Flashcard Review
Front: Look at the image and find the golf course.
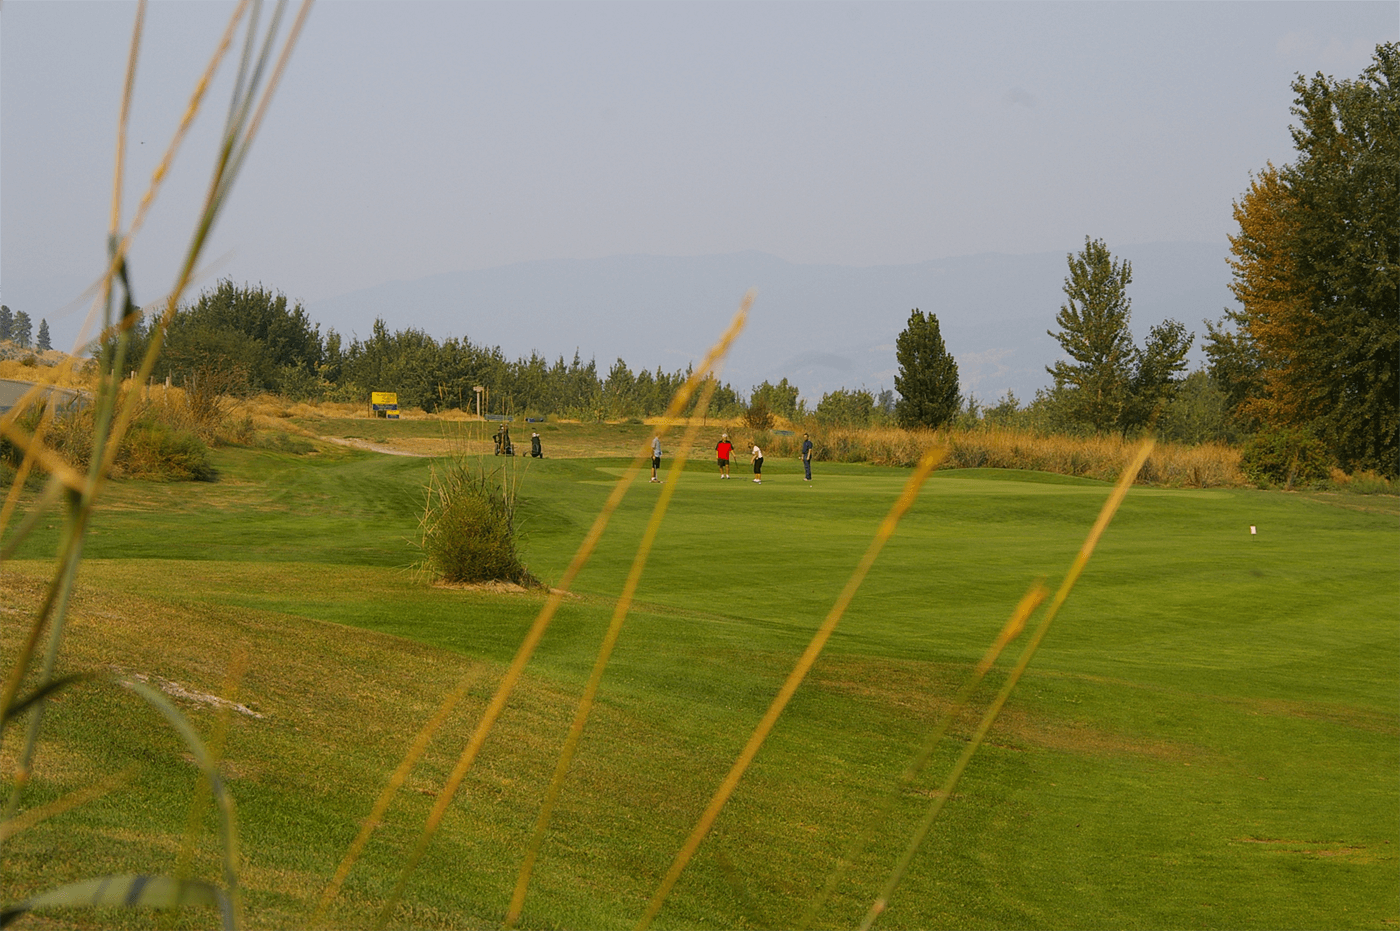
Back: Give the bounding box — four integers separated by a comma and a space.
2, 422, 1396, 929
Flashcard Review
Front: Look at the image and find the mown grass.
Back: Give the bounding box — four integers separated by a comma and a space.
2, 443, 1395, 928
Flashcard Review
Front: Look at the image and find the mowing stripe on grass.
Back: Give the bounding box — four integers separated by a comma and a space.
506, 370, 725, 927
860, 440, 1153, 930
799, 580, 1048, 929
636, 444, 948, 931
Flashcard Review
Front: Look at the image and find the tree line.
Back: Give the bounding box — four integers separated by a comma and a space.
0, 305, 53, 352
106, 45, 1393, 478
119, 280, 745, 420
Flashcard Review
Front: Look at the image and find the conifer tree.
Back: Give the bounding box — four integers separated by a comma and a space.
12, 310, 32, 348
1046, 237, 1136, 432
36, 319, 52, 352
894, 308, 960, 428
1047, 237, 1192, 434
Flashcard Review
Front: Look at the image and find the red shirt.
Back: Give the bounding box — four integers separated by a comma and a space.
717, 440, 733, 459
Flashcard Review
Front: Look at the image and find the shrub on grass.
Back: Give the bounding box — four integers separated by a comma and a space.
3, 394, 218, 482
1240, 426, 1332, 489
121, 417, 218, 481
744, 396, 774, 429
1329, 468, 1396, 495
419, 458, 535, 585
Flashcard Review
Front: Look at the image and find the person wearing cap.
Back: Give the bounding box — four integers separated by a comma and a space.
801, 432, 814, 482
716, 433, 733, 479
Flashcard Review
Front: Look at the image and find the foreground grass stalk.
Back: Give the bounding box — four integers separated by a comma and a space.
1, 495, 90, 838
367, 296, 751, 929
859, 440, 1154, 930
172, 650, 249, 896
798, 581, 1047, 929
635, 445, 949, 931
0, 766, 138, 845
123, 679, 244, 930
505, 373, 724, 928
2, 4, 308, 925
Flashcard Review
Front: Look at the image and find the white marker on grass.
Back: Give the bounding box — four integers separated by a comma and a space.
1250, 525, 1257, 535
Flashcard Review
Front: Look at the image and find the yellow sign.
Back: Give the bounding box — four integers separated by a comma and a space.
370, 391, 400, 419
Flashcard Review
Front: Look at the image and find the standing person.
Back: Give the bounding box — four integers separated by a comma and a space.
751, 441, 764, 484
716, 433, 733, 479
530, 432, 543, 458
651, 435, 662, 483
801, 432, 814, 483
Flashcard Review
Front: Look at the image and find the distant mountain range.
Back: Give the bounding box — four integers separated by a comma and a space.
308, 243, 1233, 407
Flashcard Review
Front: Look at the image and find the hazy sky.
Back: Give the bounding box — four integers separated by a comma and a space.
3, 1, 1395, 352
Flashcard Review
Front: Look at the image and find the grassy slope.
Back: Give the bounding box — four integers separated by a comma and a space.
2, 442, 1396, 929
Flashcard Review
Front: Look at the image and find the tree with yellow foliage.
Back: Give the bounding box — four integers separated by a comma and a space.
1208, 43, 1398, 476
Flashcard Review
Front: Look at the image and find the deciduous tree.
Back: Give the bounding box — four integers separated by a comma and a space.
1221, 44, 1398, 474
815, 387, 877, 426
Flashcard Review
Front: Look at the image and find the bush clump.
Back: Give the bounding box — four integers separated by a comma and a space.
2, 393, 218, 483
419, 459, 534, 585
1240, 426, 1332, 489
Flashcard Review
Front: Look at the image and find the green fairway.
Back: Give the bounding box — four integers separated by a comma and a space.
3, 442, 1396, 929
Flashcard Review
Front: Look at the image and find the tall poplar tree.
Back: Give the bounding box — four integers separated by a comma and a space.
1215, 43, 1398, 474
894, 308, 960, 428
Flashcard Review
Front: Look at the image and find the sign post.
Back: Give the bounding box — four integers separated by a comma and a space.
371, 392, 399, 420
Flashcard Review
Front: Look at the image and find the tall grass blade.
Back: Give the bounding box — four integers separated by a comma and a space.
367, 293, 751, 929
1, 875, 229, 930
858, 440, 1154, 930
173, 651, 247, 896
505, 368, 726, 928
798, 581, 1047, 929
120, 678, 242, 930
109, 0, 145, 239
635, 444, 949, 931
0, 674, 94, 730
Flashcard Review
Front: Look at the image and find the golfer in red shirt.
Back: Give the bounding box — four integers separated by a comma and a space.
716, 434, 733, 479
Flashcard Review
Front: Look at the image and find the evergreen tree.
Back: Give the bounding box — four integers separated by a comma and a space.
1047, 237, 1192, 433
894, 308, 960, 428
12, 310, 32, 349
1128, 319, 1195, 431
36, 319, 52, 352
0, 305, 11, 342
1046, 237, 1136, 432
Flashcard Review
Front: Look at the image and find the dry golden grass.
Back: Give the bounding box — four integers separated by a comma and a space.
764, 423, 1244, 487
0, 353, 93, 389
